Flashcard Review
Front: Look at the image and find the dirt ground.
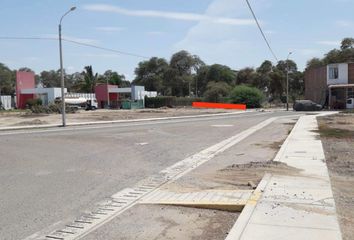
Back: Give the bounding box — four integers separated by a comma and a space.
0, 108, 233, 127
318, 113, 354, 240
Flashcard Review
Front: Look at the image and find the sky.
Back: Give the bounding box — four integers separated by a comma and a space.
0, 0, 353, 80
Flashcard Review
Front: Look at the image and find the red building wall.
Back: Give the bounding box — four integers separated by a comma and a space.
16, 71, 35, 109
304, 66, 327, 104
95, 84, 119, 108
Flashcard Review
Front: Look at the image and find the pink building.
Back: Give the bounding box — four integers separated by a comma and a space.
95, 84, 119, 108
16, 71, 35, 109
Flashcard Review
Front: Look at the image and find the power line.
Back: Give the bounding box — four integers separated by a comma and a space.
0, 36, 149, 59
245, 0, 279, 62
62, 39, 149, 59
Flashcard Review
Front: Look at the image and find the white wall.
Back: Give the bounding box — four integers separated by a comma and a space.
327, 63, 348, 85
0, 96, 12, 110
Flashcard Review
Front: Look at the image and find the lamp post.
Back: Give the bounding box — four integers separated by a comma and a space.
286, 52, 292, 111
59, 6, 76, 127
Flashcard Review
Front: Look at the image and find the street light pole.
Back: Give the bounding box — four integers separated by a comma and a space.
59, 7, 76, 127
286, 52, 292, 111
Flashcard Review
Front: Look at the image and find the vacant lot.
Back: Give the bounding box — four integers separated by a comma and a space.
318, 113, 354, 240
0, 108, 234, 127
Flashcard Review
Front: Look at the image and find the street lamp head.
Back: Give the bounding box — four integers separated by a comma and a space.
70, 6, 76, 11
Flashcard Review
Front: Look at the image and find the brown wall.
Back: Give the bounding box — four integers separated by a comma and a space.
348, 63, 354, 84
304, 66, 327, 104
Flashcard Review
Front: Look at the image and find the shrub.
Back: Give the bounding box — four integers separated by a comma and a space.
203, 81, 232, 103
145, 96, 203, 108
229, 85, 265, 108
145, 96, 175, 108
29, 103, 78, 114
26, 98, 42, 108
173, 97, 202, 107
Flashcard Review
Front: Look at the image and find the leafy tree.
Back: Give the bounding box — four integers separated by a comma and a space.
236, 67, 255, 85
257, 60, 273, 74
229, 85, 264, 108
203, 81, 231, 102
39, 70, 61, 88
0, 63, 15, 95
99, 70, 126, 86
195, 65, 210, 97
306, 58, 324, 69
195, 64, 236, 96
341, 37, 354, 50
82, 66, 98, 93
133, 57, 168, 93
168, 50, 205, 96
206, 64, 235, 84
268, 70, 285, 98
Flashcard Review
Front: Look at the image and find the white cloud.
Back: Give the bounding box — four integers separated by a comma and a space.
95, 26, 125, 32
84, 4, 255, 26
174, 0, 258, 66
42, 34, 98, 44
295, 49, 319, 56
316, 40, 340, 46
336, 20, 354, 27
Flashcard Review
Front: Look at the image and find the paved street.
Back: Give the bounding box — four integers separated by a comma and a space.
0, 111, 301, 240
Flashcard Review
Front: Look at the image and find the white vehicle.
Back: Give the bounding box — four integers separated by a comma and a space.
55, 97, 98, 110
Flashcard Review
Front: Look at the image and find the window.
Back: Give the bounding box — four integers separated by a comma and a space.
348, 88, 354, 99
329, 66, 339, 79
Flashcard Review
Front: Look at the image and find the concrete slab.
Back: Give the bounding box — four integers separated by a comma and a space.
139, 189, 253, 212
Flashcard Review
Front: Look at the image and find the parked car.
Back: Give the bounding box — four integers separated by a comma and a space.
293, 100, 322, 111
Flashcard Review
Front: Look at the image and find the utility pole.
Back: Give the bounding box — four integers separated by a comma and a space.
286, 52, 292, 111
106, 78, 110, 108
59, 7, 76, 127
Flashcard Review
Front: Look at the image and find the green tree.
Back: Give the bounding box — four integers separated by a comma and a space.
82, 66, 98, 93
257, 60, 273, 74
39, 70, 61, 88
341, 37, 354, 50
236, 67, 255, 85
306, 58, 324, 69
167, 50, 205, 96
133, 57, 168, 93
0, 63, 15, 95
203, 81, 231, 102
229, 85, 264, 108
99, 70, 126, 86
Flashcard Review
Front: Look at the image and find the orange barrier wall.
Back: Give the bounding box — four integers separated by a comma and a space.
192, 102, 246, 110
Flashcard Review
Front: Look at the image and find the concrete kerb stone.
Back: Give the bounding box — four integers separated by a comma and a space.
0, 110, 250, 131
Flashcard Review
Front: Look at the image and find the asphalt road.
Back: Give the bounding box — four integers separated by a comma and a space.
0, 111, 301, 240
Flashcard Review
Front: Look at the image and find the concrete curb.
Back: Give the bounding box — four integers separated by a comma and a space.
225, 174, 272, 240
0, 110, 250, 131
225, 112, 342, 240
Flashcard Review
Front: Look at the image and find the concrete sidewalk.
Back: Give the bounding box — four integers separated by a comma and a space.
225, 113, 342, 240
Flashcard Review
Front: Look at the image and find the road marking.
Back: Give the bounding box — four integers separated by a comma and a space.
24, 117, 278, 240
136, 142, 149, 146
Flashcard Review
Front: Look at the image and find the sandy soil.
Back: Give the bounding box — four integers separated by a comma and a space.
0, 108, 234, 127
318, 113, 354, 240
